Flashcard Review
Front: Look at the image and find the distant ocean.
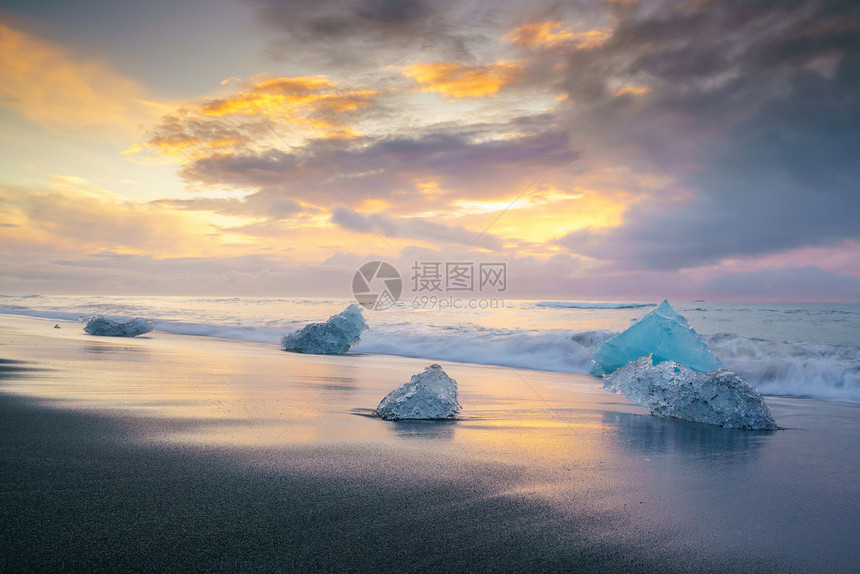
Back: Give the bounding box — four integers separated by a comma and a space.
2, 295, 858, 402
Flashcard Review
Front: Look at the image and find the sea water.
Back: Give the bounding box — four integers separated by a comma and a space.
1, 295, 858, 402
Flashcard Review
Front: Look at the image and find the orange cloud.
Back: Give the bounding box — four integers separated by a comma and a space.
0, 23, 166, 136
124, 108, 254, 163
199, 76, 375, 119
506, 21, 575, 48
0, 179, 364, 267
506, 21, 611, 50
612, 86, 650, 97
130, 76, 376, 161
402, 61, 523, 98
446, 184, 628, 244
0, 180, 211, 256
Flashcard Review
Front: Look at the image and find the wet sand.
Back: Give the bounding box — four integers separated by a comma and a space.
1, 315, 858, 573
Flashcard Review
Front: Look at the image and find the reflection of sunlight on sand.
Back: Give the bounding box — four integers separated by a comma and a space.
3, 316, 654, 458
4, 314, 860, 571
457, 416, 609, 464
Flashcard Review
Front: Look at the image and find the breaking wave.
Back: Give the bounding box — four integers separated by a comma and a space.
705, 333, 860, 402
356, 325, 615, 373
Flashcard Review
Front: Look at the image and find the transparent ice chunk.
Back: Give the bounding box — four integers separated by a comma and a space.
588, 300, 723, 375
281, 304, 367, 354
83, 316, 154, 337
374, 364, 461, 421
604, 355, 778, 430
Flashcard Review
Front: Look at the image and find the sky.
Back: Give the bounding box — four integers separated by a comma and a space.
1, 0, 858, 301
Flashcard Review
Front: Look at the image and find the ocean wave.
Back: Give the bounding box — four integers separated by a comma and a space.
0, 294, 42, 299
536, 301, 654, 309
0, 306, 301, 344
4, 303, 858, 402
356, 326, 614, 373
706, 333, 860, 402
0, 307, 87, 322
152, 321, 293, 344
358, 327, 860, 403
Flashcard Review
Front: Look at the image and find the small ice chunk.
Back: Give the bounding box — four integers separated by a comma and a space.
588, 300, 723, 375
604, 355, 778, 430
84, 316, 154, 337
374, 364, 461, 421
281, 304, 367, 355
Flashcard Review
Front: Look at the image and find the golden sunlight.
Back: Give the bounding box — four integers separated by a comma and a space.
506, 21, 612, 50
0, 24, 166, 135
402, 61, 523, 98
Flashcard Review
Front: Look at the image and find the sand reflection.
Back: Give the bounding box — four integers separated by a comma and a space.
603, 411, 769, 460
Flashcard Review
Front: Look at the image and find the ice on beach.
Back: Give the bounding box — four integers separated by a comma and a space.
588, 300, 723, 375
281, 304, 367, 355
83, 316, 154, 337
604, 355, 778, 430
374, 364, 461, 421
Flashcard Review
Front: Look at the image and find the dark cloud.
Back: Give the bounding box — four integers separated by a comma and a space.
179, 148, 302, 189
251, 0, 505, 70
556, 0, 860, 269
181, 129, 578, 211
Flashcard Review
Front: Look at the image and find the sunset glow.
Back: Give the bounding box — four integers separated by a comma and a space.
1, 0, 858, 301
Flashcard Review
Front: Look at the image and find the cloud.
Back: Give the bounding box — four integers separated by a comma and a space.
129, 74, 378, 162
0, 251, 356, 297
0, 181, 210, 256
198, 76, 376, 121
0, 246, 580, 298
179, 129, 578, 208
0, 22, 166, 135
330, 206, 504, 249
0, 179, 357, 277
402, 61, 523, 98
553, 0, 860, 270
124, 108, 254, 161
506, 21, 611, 50
151, 190, 310, 220
4, 0, 860, 301
251, 0, 505, 71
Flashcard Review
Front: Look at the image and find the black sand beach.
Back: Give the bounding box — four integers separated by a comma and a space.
1, 316, 858, 573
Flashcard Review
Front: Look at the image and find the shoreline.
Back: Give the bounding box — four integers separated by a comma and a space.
2, 315, 859, 572
3, 301, 859, 404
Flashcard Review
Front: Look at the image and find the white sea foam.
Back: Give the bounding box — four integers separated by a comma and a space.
152, 321, 292, 344
355, 326, 612, 373
705, 333, 860, 402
